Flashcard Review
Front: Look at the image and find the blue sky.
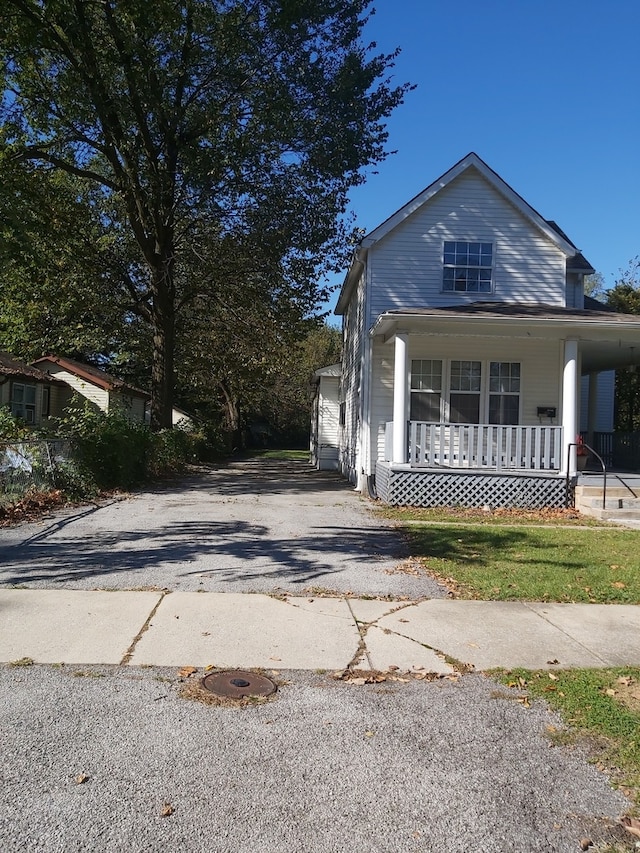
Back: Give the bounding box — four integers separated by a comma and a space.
323, 0, 640, 315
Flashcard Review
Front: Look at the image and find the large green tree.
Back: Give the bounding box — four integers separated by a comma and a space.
0, 159, 134, 359
1, 0, 409, 428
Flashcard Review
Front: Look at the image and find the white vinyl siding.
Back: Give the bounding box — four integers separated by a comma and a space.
371, 336, 562, 463
339, 268, 366, 483
580, 370, 615, 432
366, 169, 567, 326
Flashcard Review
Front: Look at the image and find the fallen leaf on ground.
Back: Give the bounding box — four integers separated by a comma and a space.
177, 666, 197, 678
620, 816, 640, 838
160, 803, 174, 818
75, 774, 89, 785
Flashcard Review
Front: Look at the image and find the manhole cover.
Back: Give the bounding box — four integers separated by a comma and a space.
201, 670, 277, 699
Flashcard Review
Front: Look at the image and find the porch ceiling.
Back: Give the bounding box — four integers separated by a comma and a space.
371, 304, 640, 373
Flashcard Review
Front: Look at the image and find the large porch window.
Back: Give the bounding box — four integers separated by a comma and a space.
489, 362, 520, 424
410, 359, 442, 420
409, 359, 521, 424
449, 360, 481, 423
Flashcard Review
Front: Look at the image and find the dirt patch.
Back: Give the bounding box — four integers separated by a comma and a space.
611, 676, 640, 714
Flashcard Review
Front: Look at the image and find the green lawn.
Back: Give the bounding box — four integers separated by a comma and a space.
242, 449, 310, 461
382, 507, 640, 819
499, 667, 640, 810
393, 518, 640, 604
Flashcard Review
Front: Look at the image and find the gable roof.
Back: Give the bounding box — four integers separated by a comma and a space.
34, 355, 149, 399
336, 152, 593, 314
0, 352, 59, 383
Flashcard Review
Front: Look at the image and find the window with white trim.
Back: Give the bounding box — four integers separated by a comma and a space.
443, 241, 493, 293
410, 360, 442, 420
449, 360, 481, 423
488, 361, 520, 424
11, 382, 36, 423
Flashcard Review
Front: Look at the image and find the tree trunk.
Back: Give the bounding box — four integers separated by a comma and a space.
220, 382, 242, 451
149, 261, 175, 431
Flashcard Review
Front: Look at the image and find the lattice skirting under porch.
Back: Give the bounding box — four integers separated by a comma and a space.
375, 462, 567, 509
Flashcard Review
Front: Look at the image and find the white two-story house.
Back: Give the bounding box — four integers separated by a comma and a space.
318, 153, 640, 508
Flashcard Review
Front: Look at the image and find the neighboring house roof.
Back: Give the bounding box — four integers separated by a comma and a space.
336, 152, 593, 314
33, 355, 150, 399
0, 352, 60, 383
583, 294, 615, 312
314, 364, 341, 379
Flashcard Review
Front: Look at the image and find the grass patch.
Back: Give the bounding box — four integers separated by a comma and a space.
498, 667, 640, 807
245, 449, 310, 461
378, 505, 612, 527
404, 523, 640, 603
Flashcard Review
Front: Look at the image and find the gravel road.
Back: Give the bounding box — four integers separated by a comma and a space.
0, 666, 631, 853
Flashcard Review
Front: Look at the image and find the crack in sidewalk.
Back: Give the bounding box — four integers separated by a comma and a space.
522, 602, 609, 666
120, 590, 171, 665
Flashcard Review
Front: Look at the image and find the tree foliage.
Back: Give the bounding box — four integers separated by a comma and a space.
1, 0, 410, 428
605, 258, 640, 431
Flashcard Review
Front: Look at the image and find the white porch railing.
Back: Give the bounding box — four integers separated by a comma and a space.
385, 422, 563, 471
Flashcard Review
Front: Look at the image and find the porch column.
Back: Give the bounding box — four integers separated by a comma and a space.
562, 339, 579, 474
392, 333, 409, 464
587, 372, 599, 447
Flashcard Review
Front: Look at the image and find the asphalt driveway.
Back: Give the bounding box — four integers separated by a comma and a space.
0, 458, 447, 598
0, 458, 634, 852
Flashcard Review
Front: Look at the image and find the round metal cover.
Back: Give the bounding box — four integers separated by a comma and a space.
201, 670, 277, 699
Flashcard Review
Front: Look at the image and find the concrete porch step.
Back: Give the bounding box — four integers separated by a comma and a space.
580, 507, 640, 522
576, 497, 640, 510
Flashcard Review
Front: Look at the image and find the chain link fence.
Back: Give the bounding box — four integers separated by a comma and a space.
0, 440, 73, 504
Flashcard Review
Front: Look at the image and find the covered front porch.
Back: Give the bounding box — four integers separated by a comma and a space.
369, 304, 640, 507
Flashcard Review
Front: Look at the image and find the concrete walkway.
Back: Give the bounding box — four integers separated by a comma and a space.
2, 588, 639, 673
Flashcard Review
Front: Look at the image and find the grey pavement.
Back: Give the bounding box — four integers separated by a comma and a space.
1, 588, 640, 673
1, 459, 639, 852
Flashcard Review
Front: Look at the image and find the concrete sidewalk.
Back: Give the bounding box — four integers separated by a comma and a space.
1, 588, 639, 673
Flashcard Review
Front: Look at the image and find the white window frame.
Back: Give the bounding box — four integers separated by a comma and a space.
10, 381, 37, 424
409, 359, 521, 425
442, 241, 493, 293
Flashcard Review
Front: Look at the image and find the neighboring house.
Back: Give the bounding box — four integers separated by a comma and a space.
33, 354, 193, 428
322, 152, 640, 508
0, 352, 64, 429
310, 364, 341, 470
34, 355, 149, 423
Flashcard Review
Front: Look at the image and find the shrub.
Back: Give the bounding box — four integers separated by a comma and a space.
0, 406, 31, 441
55, 398, 151, 490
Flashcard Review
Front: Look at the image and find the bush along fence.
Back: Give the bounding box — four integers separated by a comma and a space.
0, 440, 73, 503
0, 412, 212, 507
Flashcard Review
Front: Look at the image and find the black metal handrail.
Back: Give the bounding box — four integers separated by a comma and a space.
565, 441, 607, 510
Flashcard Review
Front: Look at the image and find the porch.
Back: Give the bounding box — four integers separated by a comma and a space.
385, 422, 563, 471
378, 421, 566, 508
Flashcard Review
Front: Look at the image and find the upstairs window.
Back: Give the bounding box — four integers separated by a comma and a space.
443, 241, 493, 293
